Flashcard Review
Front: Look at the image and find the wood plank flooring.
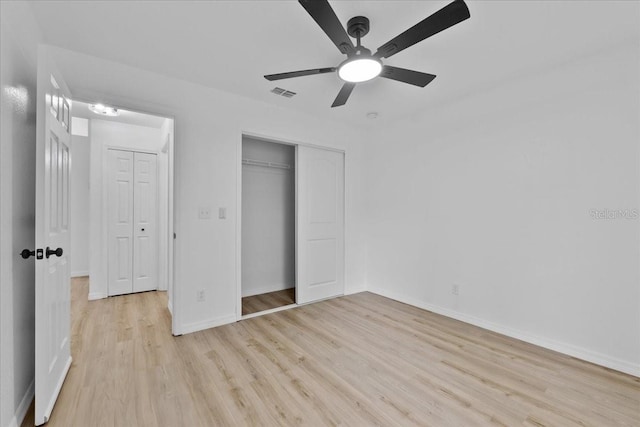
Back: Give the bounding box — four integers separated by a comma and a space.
22, 277, 640, 426
242, 288, 296, 315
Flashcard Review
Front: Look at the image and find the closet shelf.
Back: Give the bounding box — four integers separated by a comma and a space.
242, 158, 292, 170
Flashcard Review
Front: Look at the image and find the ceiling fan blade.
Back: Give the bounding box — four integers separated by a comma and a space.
331, 83, 356, 107
380, 66, 436, 87
374, 0, 470, 59
264, 67, 336, 81
299, 0, 355, 56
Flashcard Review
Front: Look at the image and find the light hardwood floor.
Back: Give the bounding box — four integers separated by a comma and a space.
22, 277, 640, 426
242, 288, 296, 316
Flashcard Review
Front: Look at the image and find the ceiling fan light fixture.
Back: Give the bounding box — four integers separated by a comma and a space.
337, 57, 382, 83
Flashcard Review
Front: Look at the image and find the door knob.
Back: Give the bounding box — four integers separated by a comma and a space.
45, 247, 63, 259
141, 228, 145, 231
20, 249, 35, 259
20, 248, 44, 260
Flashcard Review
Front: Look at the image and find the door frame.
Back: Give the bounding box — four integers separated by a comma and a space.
235, 131, 345, 321
71, 97, 178, 335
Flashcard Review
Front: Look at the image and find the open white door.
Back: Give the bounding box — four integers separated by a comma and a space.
296, 146, 345, 304
35, 47, 72, 426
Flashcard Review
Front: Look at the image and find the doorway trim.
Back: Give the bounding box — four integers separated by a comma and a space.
236, 130, 345, 321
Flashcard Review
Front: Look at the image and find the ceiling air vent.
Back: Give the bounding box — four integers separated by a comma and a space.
271, 87, 297, 98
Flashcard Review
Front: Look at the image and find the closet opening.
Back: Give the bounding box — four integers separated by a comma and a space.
241, 136, 296, 316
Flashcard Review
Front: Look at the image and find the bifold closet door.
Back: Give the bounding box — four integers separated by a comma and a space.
107, 149, 158, 296
132, 152, 158, 293
297, 146, 345, 304
108, 149, 135, 296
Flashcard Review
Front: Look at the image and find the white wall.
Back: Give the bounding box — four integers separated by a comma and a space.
70, 133, 90, 277
242, 137, 295, 297
0, 3, 41, 427
46, 45, 369, 334
88, 119, 165, 299
365, 40, 640, 376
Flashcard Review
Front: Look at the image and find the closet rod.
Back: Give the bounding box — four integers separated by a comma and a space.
242, 158, 292, 170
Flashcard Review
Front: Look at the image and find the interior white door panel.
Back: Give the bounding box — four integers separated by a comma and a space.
35, 48, 72, 426
107, 149, 134, 296
296, 146, 345, 304
133, 152, 158, 293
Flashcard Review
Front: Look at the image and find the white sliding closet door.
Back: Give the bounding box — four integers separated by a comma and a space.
297, 146, 345, 304
133, 152, 158, 292
107, 149, 158, 296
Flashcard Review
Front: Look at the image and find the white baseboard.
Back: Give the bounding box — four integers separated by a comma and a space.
242, 284, 294, 298
368, 287, 640, 378
178, 314, 237, 335
345, 285, 366, 295
7, 379, 34, 427
70, 270, 89, 278
88, 292, 107, 301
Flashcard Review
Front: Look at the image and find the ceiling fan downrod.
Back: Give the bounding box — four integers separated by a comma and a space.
347, 16, 370, 50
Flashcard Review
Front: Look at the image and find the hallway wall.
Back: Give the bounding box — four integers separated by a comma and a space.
0, 3, 41, 426
70, 131, 90, 277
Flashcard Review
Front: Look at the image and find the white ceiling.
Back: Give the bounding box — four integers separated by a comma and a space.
29, 1, 639, 126
72, 100, 167, 129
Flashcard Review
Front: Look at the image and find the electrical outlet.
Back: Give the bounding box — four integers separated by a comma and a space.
198, 207, 212, 219
452, 284, 459, 296
197, 289, 205, 302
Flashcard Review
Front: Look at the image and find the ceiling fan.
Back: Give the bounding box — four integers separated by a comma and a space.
264, 0, 470, 108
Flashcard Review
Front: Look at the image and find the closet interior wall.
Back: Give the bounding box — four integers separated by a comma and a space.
241, 137, 295, 298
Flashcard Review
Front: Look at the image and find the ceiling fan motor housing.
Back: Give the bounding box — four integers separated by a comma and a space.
347, 16, 370, 39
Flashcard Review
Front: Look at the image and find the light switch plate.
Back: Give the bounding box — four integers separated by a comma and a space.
198, 207, 212, 219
